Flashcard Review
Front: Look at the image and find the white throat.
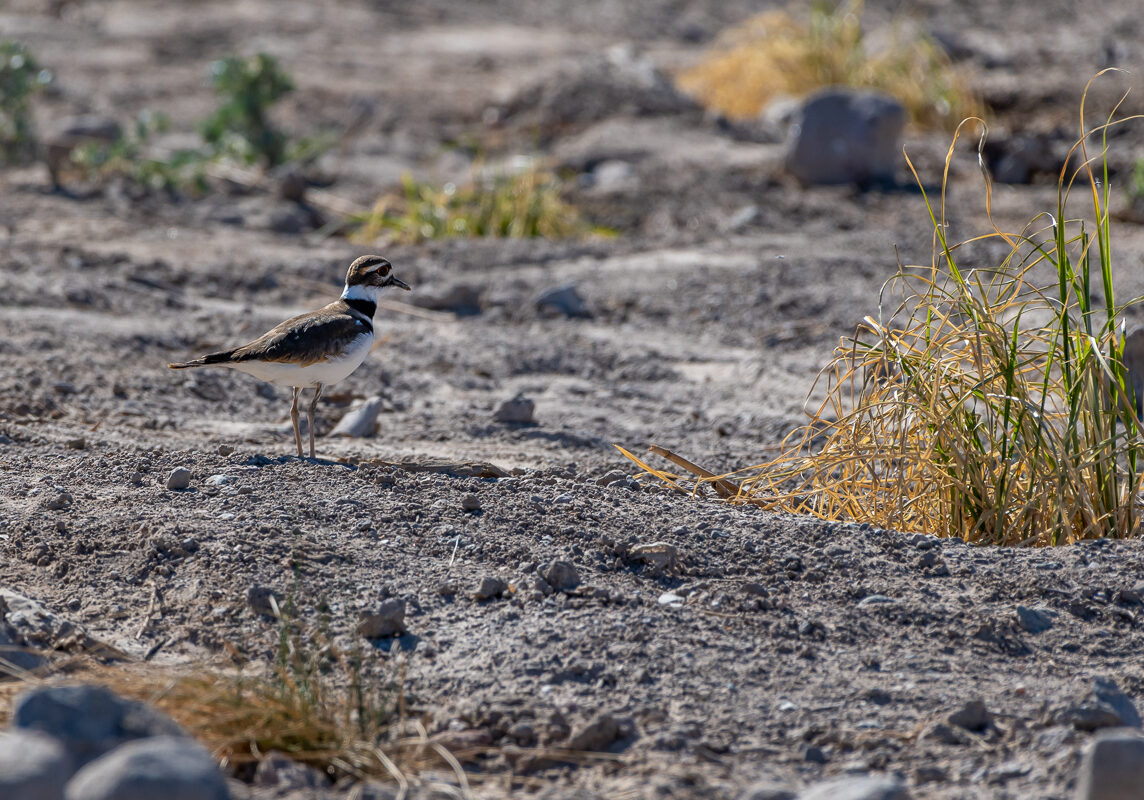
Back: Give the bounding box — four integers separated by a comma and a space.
342, 283, 386, 305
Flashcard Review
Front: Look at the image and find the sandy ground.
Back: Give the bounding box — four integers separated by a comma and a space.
3, 1, 1144, 798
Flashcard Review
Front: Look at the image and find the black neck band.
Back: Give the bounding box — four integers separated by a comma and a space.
344, 297, 377, 318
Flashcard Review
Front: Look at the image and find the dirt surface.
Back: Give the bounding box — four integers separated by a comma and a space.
4, 1, 1144, 798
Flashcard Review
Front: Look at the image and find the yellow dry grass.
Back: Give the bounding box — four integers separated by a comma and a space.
675, 0, 978, 130
624, 75, 1144, 546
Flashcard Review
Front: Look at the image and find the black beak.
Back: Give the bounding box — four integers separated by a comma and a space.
387, 275, 411, 291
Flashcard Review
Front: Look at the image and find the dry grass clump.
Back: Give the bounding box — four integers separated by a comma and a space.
0, 621, 472, 796
675, 0, 977, 130
353, 160, 594, 244
624, 77, 1144, 546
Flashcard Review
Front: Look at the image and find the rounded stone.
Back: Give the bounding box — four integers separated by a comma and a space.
64, 736, 229, 800
166, 468, 192, 491
0, 729, 74, 800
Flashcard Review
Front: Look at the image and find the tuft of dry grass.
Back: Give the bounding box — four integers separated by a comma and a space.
0, 617, 474, 796
675, 0, 978, 130
623, 74, 1144, 546
352, 160, 597, 244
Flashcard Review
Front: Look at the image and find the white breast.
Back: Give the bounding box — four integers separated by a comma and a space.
228, 331, 374, 387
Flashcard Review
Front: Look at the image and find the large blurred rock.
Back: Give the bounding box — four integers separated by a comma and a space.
1076, 729, 1144, 800
784, 88, 905, 186
497, 46, 701, 133
0, 729, 74, 800
64, 736, 230, 800
13, 684, 186, 767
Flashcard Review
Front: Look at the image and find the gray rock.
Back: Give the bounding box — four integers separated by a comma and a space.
165, 468, 191, 491
0, 729, 74, 800
472, 576, 508, 601
42, 491, 73, 511
358, 598, 407, 638
348, 781, 400, 800
723, 204, 760, 232
498, 46, 700, 129
494, 395, 536, 424
253, 750, 325, 789
203, 474, 236, 487
461, 494, 481, 512
409, 283, 483, 315
330, 396, 384, 438
784, 88, 906, 186
857, 594, 897, 607
1054, 677, 1142, 732
802, 745, 828, 764
535, 284, 589, 317
596, 470, 628, 487
541, 560, 580, 592
797, 775, 909, 800
657, 592, 685, 607
1093, 678, 1142, 728
740, 782, 796, 800
587, 159, 637, 193
12, 685, 185, 767
947, 699, 992, 732
630, 542, 679, 573
245, 586, 280, 618
1076, 729, 1144, 800
566, 713, 619, 751
1015, 604, 1055, 634
64, 736, 229, 800
263, 204, 313, 235
921, 722, 966, 745
0, 589, 109, 660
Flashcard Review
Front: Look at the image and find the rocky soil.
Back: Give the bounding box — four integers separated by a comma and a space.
3, 1, 1144, 798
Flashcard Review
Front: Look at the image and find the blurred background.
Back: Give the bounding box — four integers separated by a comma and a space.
2, 0, 1144, 468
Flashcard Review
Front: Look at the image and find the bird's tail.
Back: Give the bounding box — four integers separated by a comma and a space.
168, 350, 237, 370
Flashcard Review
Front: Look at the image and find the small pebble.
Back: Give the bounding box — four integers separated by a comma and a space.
217, 444, 234, 456
358, 598, 407, 638
472, 576, 508, 601
857, 594, 897, 607
493, 395, 535, 424
461, 494, 481, 512
166, 468, 191, 491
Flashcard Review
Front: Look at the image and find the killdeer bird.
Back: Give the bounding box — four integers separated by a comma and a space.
169, 255, 410, 458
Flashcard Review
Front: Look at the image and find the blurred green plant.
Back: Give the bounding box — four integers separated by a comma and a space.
353, 162, 599, 243
70, 110, 209, 194
0, 41, 52, 163
200, 53, 295, 167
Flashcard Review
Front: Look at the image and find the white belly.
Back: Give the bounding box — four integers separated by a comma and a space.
228, 332, 373, 387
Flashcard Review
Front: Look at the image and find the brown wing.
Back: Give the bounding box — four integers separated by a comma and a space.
229, 303, 371, 366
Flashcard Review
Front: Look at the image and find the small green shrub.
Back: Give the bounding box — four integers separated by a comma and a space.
0, 42, 52, 163
201, 53, 295, 167
353, 162, 596, 243
69, 110, 208, 194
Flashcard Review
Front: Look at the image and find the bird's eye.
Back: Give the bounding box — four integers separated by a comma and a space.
377, 265, 389, 276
